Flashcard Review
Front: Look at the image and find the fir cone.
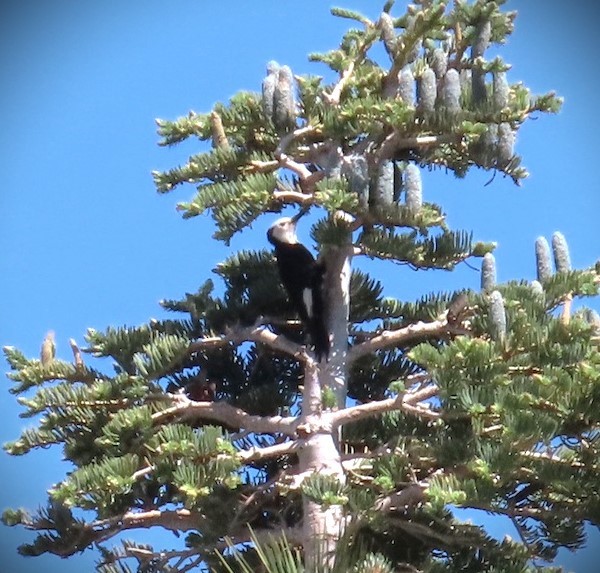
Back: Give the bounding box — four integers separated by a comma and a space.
261, 60, 279, 120
404, 15, 422, 63
398, 66, 416, 106
493, 71, 509, 110
417, 67, 436, 114
479, 123, 498, 167
312, 142, 343, 179
40, 331, 56, 366
496, 123, 515, 167
552, 231, 571, 273
371, 161, 394, 207
379, 12, 396, 56
442, 68, 461, 112
535, 236, 553, 283
489, 290, 507, 342
404, 163, 422, 213
472, 20, 491, 59
530, 280, 545, 299
342, 154, 369, 211
481, 252, 497, 292
431, 48, 448, 79
273, 65, 296, 131
471, 20, 491, 105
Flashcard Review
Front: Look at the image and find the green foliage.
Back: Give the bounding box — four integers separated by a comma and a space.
352, 553, 393, 573
216, 528, 303, 573
3, 2, 590, 573
152, 0, 560, 244
302, 474, 350, 507
178, 172, 278, 243
358, 227, 485, 270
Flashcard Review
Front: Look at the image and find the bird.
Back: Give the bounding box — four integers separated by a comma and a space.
267, 211, 330, 362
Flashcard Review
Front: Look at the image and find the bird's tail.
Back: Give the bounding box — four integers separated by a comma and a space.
310, 317, 330, 363
310, 260, 329, 362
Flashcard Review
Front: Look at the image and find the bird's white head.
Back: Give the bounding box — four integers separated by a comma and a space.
267, 217, 298, 245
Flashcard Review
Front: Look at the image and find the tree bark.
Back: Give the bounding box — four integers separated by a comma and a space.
321, 245, 353, 408
299, 244, 352, 568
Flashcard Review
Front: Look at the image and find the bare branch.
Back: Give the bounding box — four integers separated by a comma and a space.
151, 395, 298, 435
188, 322, 309, 362
272, 189, 315, 205
520, 449, 585, 468
278, 154, 313, 179
328, 384, 440, 428
275, 125, 319, 158
249, 158, 279, 172
323, 61, 356, 106
378, 132, 460, 162
238, 439, 299, 463
348, 318, 449, 361
131, 465, 154, 481
375, 484, 426, 513
69, 338, 84, 368
94, 508, 198, 533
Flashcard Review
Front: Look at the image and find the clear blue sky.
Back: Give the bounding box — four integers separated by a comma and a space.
1, 1, 599, 571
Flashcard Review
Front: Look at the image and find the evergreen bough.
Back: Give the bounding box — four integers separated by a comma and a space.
5, 3, 598, 573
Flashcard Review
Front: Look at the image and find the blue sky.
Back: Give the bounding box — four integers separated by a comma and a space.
1, 1, 599, 571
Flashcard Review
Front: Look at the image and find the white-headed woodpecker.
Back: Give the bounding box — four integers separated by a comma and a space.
267, 211, 330, 361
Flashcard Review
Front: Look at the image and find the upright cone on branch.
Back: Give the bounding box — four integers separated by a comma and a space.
431, 47, 448, 79
404, 163, 422, 213
372, 161, 394, 207
417, 67, 437, 114
493, 71, 509, 110
489, 290, 507, 343
342, 154, 370, 211
261, 60, 279, 120
379, 11, 396, 56
535, 236, 553, 283
441, 68, 461, 113
273, 65, 296, 131
40, 331, 55, 366
552, 231, 572, 273
481, 252, 497, 292
497, 123, 515, 167
471, 20, 491, 105
397, 66, 416, 106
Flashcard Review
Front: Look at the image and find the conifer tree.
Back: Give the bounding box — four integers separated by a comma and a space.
3, 2, 599, 572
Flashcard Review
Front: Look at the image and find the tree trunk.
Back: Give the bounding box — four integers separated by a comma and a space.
299, 245, 352, 568
322, 245, 352, 409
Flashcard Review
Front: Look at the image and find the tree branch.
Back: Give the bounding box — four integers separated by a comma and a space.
378, 132, 460, 162
323, 61, 356, 106
519, 449, 585, 468
188, 322, 309, 362
272, 189, 315, 205
275, 125, 318, 158
151, 395, 298, 436
94, 508, 198, 533
238, 439, 299, 463
328, 384, 440, 428
348, 318, 449, 361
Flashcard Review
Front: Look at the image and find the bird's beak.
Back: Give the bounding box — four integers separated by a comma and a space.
291, 207, 309, 223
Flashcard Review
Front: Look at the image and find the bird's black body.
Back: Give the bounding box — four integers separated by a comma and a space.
267, 217, 330, 361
